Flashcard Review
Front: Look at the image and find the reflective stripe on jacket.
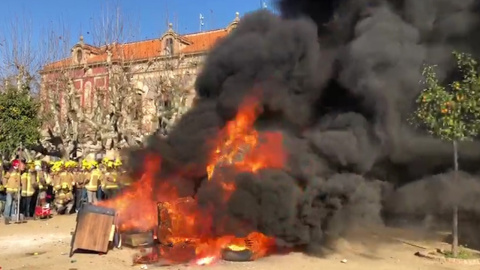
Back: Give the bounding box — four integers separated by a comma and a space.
5, 172, 21, 193
21, 172, 36, 196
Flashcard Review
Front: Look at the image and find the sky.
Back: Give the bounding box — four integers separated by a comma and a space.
0, 0, 277, 47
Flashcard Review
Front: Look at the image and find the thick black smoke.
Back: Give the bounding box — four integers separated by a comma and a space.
130, 0, 480, 250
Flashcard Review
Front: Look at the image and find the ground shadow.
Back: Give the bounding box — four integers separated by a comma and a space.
438, 211, 480, 251
442, 228, 480, 251
299, 225, 405, 261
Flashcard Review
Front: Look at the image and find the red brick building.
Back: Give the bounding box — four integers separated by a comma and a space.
40, 13, 239, 133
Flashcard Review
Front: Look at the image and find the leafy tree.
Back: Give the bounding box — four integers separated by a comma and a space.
413, 51, 480, 257
0, 85, 41, 159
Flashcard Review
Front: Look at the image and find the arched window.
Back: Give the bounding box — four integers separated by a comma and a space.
84, 81, 92, 110
165, 38, 174, 55
76, 50, 83, 63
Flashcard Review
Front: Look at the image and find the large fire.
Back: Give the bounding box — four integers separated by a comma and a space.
98, 94, 286, 265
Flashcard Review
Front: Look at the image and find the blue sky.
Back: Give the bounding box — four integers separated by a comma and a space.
0, 0, 276, 47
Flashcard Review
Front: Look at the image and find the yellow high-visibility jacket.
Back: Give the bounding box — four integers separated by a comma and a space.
85, 169, 102, 192
102, 171, 119, 189
20, 172, 36, 196
37, 172, 49, 191
5, 172, 21, 193
60, 172, 74, 190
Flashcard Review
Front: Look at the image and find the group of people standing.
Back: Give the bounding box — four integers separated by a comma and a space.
0, 157, 131, 224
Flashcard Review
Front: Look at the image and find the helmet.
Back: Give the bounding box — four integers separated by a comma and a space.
114, 158, 122, 167
81, 159, 89, 170
65, 160, 77, 169
51, 161, 63, 172
12, 159, 20, 169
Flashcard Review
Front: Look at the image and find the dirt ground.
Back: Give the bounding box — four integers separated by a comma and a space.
0, 215, 476, 270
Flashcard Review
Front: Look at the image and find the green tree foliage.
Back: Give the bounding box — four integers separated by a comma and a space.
414, 51, 480, 140
0, 85, 41, 158
413, 51, 480, 257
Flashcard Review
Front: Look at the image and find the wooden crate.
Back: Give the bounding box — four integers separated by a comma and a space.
157, 197, 196, 244
70, 204, 116, 256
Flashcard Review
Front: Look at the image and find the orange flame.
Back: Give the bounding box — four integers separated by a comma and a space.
207, 95, 285, 180
98, 155, 180, 232
98, 94, 286, 265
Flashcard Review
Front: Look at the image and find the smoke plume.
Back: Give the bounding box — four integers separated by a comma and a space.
130, 0, 480, 250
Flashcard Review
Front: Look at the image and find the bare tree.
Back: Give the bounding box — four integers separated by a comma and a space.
37, 4, 142, 158
90, 2, 139, 47
0, 13, 38, 91
36, 35, 93, 160
0, 13, 82, 159
85, 4, 145, 152
144, 55, 196, 135
5, 4, 196, 160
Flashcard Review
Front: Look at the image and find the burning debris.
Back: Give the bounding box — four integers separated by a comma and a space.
97, 96, 281, 265
87, 0, 480, 267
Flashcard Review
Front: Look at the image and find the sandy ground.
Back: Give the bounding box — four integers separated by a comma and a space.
0, 215, 477, 270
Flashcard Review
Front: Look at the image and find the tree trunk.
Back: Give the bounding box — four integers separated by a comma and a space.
452, 140, 459, 257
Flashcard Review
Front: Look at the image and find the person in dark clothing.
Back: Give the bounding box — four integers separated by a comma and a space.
0, 184, 6, 217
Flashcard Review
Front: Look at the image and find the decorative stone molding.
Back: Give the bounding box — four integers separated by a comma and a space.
227, 12, 240, 32
71, 36, 85, 64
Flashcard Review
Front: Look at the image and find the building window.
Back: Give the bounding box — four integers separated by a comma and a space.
84, 81, 92, 110
76, 50, 83, 64
165, 38, 174, 55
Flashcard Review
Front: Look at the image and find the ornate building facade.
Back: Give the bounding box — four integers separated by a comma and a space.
40, 13, 240, 134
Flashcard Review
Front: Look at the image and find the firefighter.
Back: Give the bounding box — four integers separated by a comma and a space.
54, 185, 74, 215
115, 159, 130, 189
58, 161, 75, 191
0, 160, 6, 217
102, 160, 119, 199
43, 161, 56, 206
3, 160, 22, 224
54, 161, 75, 215
0, 158, 4, 185
35, 160, 49, 207
51, 161, 62, 192
98, 159, 109, 201
0, 183, 5, 218
97, 162, 105, 201
0, 164, 6, 218
84, 160, 101, 204
74, 161, 87, 212
20, 161, 37, 220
